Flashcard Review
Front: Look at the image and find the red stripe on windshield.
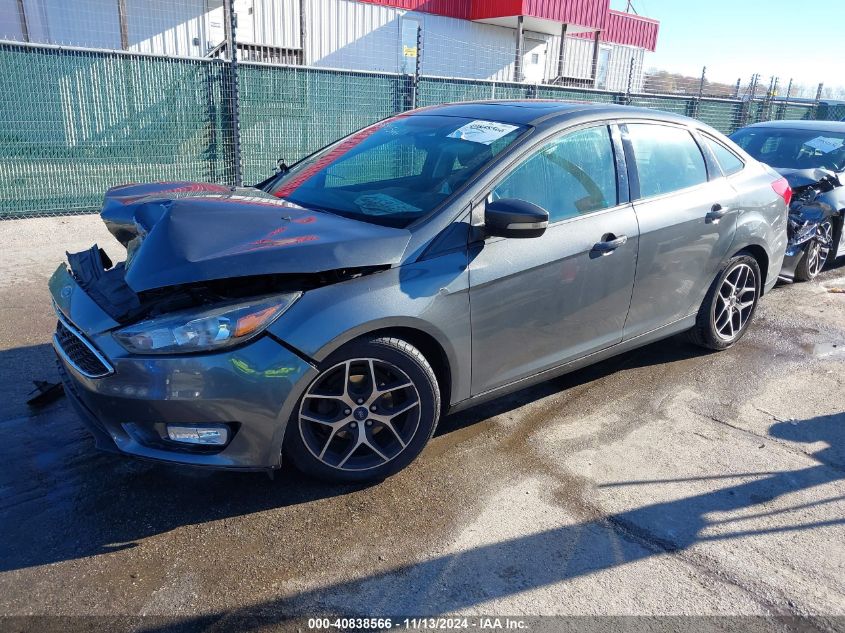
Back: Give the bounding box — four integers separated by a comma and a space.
272, 115, 409, 199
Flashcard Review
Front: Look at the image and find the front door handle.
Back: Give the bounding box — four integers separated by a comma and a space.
592, 234, 628, 255
705, 203, 731, 223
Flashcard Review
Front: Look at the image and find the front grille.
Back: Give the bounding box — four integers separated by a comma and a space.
54, 315, 114, 378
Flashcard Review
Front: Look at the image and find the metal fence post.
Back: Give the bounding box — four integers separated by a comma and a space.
223, 0, 243, 187
623, 55, 635, 105
778, 78, 793, 120
812, 83, 824, 121
765, 76, 778, 121
745, 73, 759, 126
692, 66, 706, 119
411, 25, 422, 110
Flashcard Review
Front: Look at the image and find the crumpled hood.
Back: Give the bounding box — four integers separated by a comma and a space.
775, 167, 841, 190
100, 182, 412, 293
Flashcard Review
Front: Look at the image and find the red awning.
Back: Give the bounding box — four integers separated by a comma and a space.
356, 0, 659, 50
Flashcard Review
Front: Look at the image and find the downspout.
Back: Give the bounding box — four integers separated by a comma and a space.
299, 0, 307, 64
555, 23, 567, 83
16, 0, 29, 42
590, 30, 601, 87
513, 15, 524, 83
117, 0, 129, 49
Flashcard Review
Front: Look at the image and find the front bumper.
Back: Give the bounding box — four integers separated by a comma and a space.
50, 268, 316, 470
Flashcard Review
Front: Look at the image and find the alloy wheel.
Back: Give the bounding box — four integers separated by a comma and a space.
298, 358, 421, 472
714, 263, 757, 341
807, 221, 833, 278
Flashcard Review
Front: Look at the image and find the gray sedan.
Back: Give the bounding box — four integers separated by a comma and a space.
50, 101, 788, 482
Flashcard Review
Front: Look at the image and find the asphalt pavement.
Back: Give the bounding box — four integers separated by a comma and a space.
0, 215, 843, 628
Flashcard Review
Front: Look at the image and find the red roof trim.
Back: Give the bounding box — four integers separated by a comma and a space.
357, 0, 659, 51
603, 9, 659, 51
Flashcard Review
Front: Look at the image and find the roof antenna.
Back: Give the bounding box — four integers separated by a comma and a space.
625, 0, 639, 14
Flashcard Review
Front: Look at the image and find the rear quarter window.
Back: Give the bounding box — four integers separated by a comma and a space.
626, 124, 708, 198
703, 136, 745, 176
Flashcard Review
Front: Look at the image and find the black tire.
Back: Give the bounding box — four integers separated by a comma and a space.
687, 254, 761, 351
284, 336, 440, 483
829, 215, 843, 262
794, 220, 833, 282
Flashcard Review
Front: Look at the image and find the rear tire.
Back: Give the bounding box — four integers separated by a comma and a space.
688, 254, 761, 351
284, 336, 440, 483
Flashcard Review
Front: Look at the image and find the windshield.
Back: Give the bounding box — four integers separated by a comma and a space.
265, 114, 526, 227
730, 127, 845, 172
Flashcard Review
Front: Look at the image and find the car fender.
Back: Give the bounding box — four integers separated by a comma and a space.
730, 207, 786, 293
267, 253, 472, 407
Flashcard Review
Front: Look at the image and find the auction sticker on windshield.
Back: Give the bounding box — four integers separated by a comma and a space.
448, 120, 520, 145
804, 136, 845, 154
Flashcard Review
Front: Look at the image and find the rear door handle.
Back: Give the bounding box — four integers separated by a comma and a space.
592, 234, 628, 255
705, 203, 731, 223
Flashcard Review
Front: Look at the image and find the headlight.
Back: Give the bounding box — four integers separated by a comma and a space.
113, 293, 300, 354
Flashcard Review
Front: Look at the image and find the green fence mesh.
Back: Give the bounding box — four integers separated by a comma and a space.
0, 42, 835, 219
0, 43, 235, 218
239, 65, 402, 185
818, 102, 845, 122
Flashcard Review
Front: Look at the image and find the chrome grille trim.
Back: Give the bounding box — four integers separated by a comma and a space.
52, 307, 115, 379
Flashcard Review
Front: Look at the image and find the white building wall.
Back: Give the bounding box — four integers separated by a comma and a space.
125, 0, 223, 57
413, 14, 517, 81
15, 0, 123, 49
252, 0, 301, 48
0, 0, 26, 40
3, 0, 645, 90
304, 0, 400, 72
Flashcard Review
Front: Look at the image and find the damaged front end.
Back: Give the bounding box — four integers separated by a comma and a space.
48, 181, 410, 469
64, 181, 409, 323
780, 170, 839, 280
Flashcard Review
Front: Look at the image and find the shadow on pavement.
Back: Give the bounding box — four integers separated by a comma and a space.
1, 338, 842, 620
145, 412, 845, 623
0, 336, 708, 573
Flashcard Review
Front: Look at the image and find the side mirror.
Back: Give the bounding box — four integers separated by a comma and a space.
484, 198, 549, 239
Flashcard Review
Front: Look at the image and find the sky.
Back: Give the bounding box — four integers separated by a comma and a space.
609, 0, 845, 89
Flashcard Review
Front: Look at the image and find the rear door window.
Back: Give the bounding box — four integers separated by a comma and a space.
703, 136, 745, 176
627, 124, 708, 198
491, 126, 618, 223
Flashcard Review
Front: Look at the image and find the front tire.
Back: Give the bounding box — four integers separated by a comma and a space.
284, 336, 440, 483
795, 220, 833, 282
688, 254, 761, 351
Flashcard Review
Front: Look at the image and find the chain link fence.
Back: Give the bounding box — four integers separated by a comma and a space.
1, 0, 842, 219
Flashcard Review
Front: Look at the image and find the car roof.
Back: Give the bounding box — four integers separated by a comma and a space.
408, 100, 699, 128
741, 119, 845, 133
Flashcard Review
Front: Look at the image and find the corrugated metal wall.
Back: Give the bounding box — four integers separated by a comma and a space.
126, 0, 223, 57
520, 0, 608, 29
252, 0, 301, 48
604, 9, 658, 51
357, 0, 472, 19
303, 0, 636, 88
1, 0, 646, 89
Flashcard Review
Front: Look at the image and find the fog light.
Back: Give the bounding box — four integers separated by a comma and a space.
166, 424, 229, 446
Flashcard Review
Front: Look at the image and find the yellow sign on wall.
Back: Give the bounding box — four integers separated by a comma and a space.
403, 45, 417, 58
